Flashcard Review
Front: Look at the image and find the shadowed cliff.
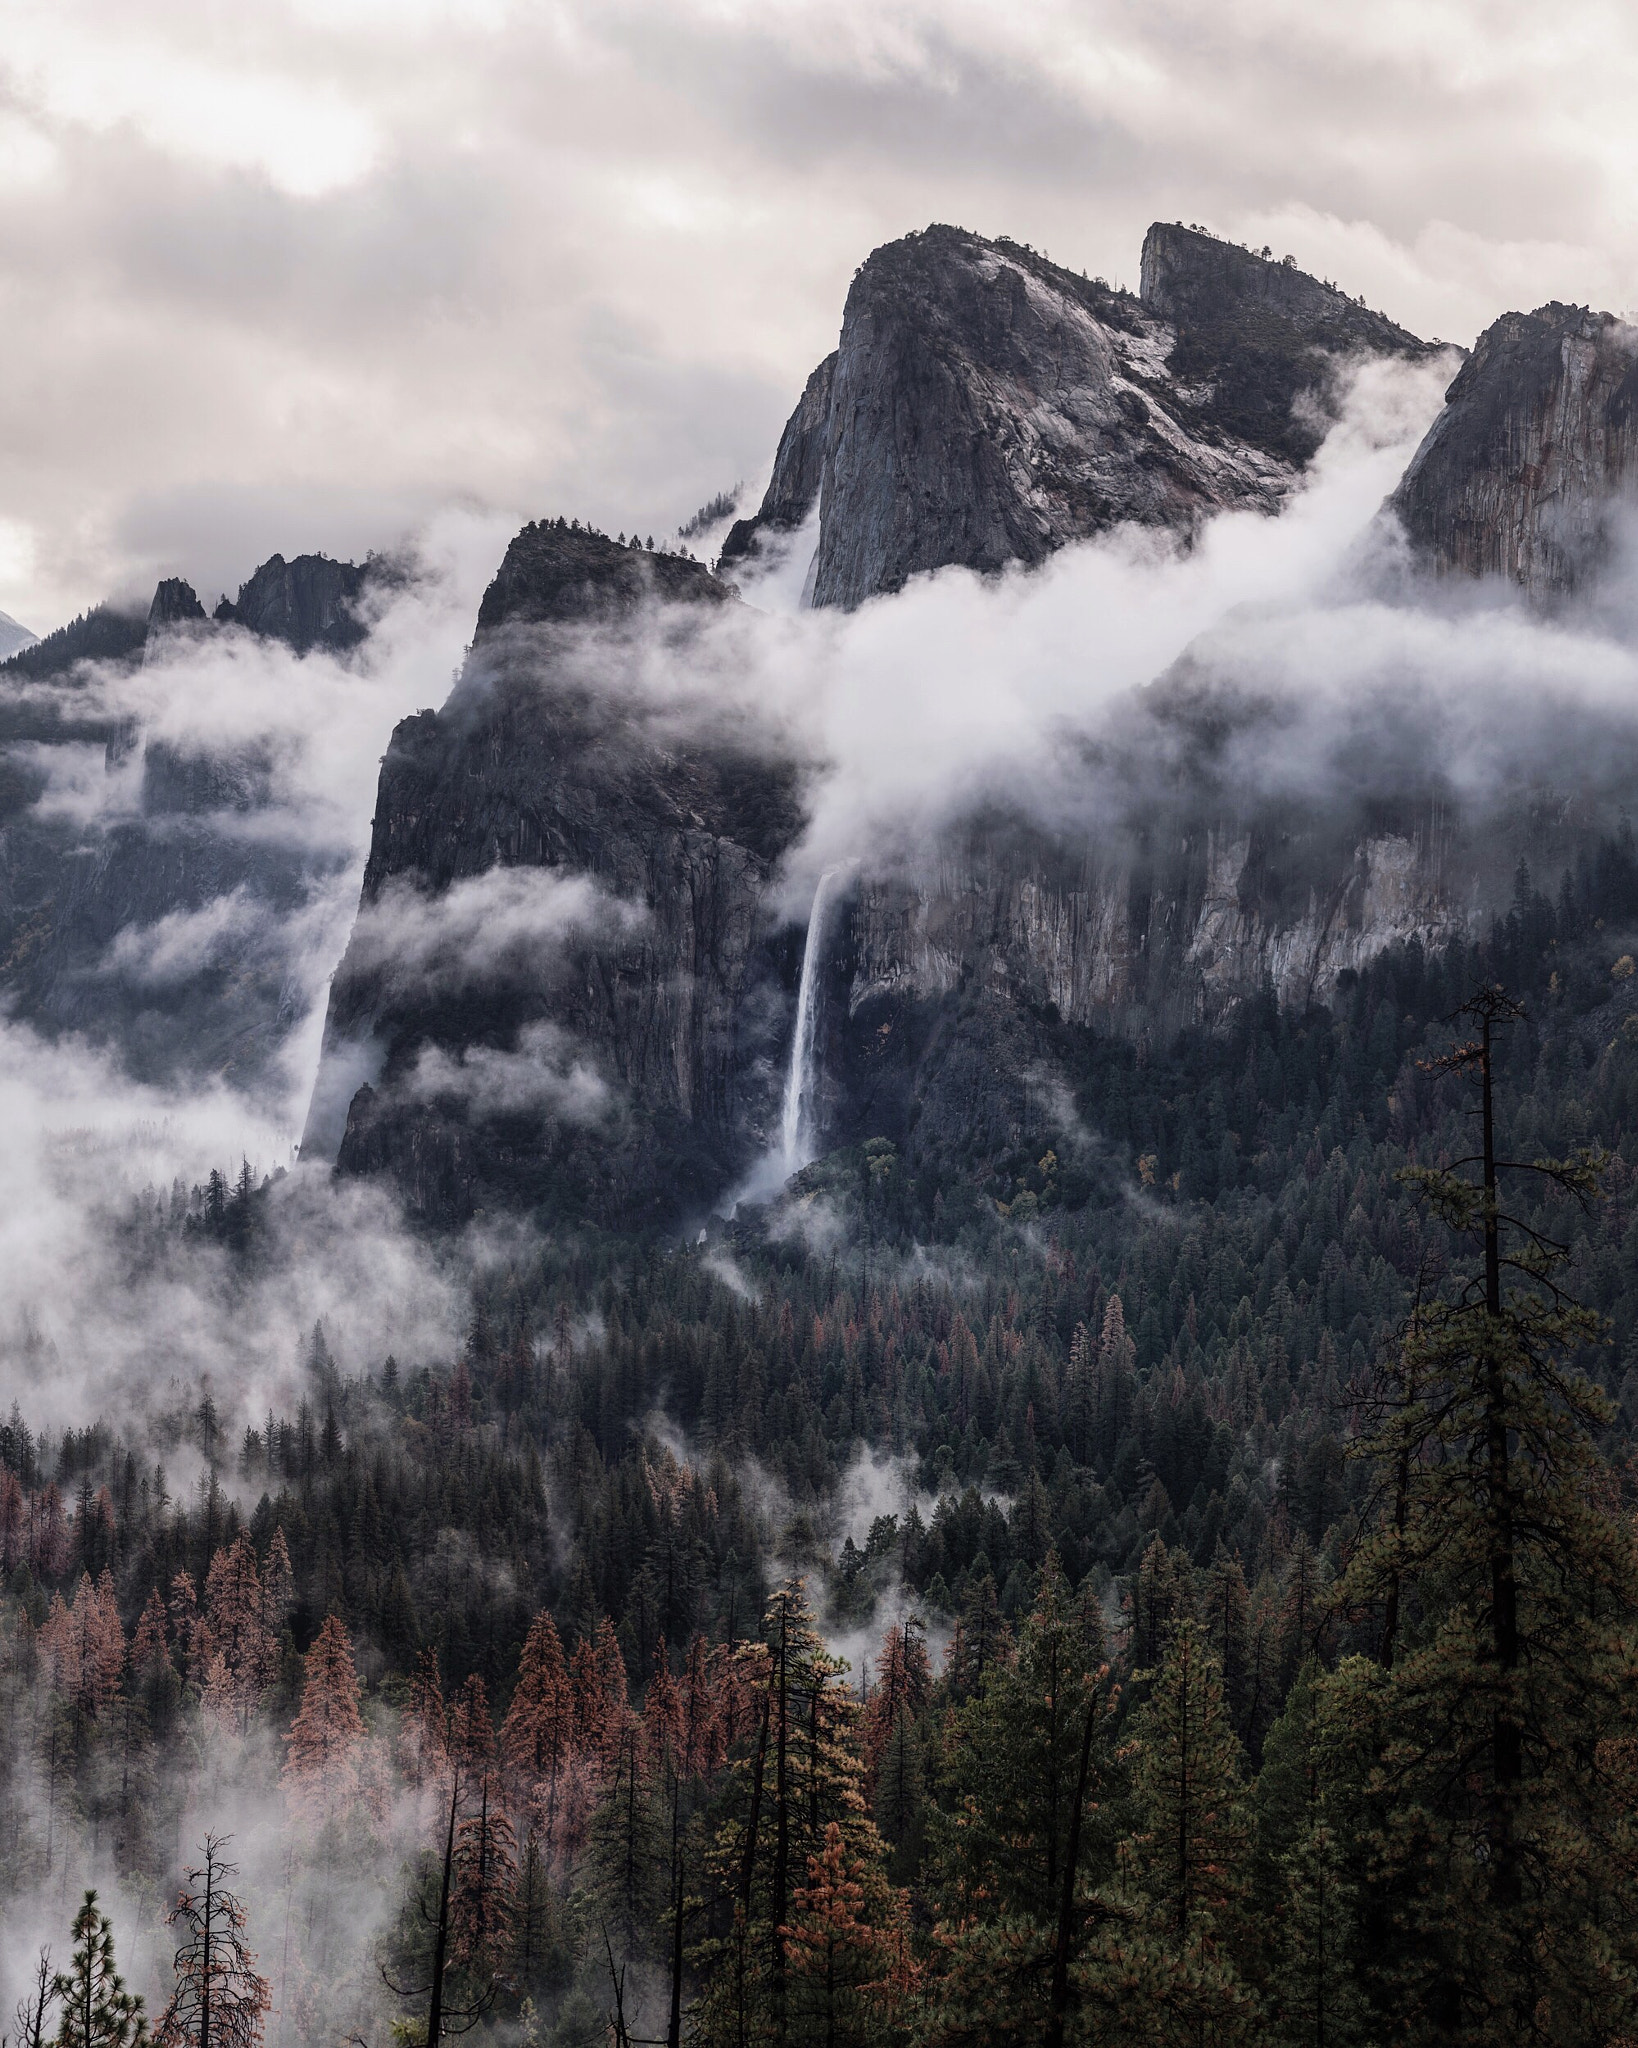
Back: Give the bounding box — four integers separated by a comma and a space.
310, 524, 805, 1225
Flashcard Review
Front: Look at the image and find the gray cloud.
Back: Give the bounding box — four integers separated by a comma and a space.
344, 864, 646, 994
404, 1020, 615, 1122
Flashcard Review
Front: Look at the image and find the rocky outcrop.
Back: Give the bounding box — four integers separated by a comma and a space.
213, 552, 370, 652
812, 227, 1294, 609
1390, 303, 1638, 602
147, 578, 208, 633
718, 353, 835, 568
310, 523, 803, 1225
727, 223, 1438, 610
1138, 225, 1440, 463
471, 522, 726, 632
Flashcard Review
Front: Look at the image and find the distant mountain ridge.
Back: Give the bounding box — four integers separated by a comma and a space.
0, 548, 381, 1088
1, 549, 375, 684
8, 217, 1638, 1224
0, 609, 35, 661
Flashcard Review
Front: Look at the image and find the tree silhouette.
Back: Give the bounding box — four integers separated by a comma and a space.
14, 1946, 58, 2048
156, 1837, 270, 2048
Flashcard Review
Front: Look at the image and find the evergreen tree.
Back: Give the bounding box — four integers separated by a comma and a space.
579, 1724, 665, 1964
783, 1822, 913, 2048
449, 1678, 518, 1975
870, 1708, 927, 1883
1128, 1616, 1248, 1935
922, 1554, 1117, 2046
1339, 985, 1638, 2040
52, 1893, 146, 2048
1204, 1547, 1253, 1737
941, 1572, 1010, 1704
1130, 1534, 1187, 1671
692, 1582, 882, 2048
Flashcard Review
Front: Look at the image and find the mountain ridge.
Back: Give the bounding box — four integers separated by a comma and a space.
723, 220, 1444, 608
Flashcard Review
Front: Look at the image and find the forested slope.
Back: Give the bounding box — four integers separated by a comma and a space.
7, 836, 1638, 2044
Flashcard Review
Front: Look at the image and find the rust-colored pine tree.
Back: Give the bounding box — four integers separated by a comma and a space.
39, 1590, 76, 1702
40, 1573, 124, 1737
130, 1591, 168, 1675
282, 1614, 366, 1827
87, 1572, 126, 1713
783, 1821, 912, 2048
387, 1662, 505, 2048
573, 1616, 632, 1773
259, 1529, 294, 1640
499, 1610, 573, 1808
168, 1571, 200, 1684
677, 1631, 726, 1777
0, 1466, 24, 1572
402, 1647, 449, 1789
197, 1537, 275, 1732
861, 1618, 930, 1793
450, 1767, 519, 1976
33, 1481, 69, 1578
445, 1676, 518, 1977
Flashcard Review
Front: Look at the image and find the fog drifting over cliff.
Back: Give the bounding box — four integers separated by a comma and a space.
11, 354, 1638, 1439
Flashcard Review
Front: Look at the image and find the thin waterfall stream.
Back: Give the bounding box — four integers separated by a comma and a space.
780, 866, 840, 1170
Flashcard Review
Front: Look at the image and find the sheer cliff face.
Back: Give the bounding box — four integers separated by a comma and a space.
718, 353, 835, 568
311, 526, 804, 1225
845, 824, 1458, 1039
1391, 303, 1638, 602
726, 223, 1438, 610
786, 804, 1463, 1174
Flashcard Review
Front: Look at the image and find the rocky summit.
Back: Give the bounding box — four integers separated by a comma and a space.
1391, 301, 1638, 602
723, 221, 1441, 608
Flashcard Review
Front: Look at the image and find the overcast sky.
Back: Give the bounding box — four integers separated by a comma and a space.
2, 0, 1635, 632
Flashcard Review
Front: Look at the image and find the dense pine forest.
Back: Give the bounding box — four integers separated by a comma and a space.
10, 840, 1638, 2046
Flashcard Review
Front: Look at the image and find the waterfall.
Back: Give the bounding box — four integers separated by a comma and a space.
780, 868, 840, 1169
